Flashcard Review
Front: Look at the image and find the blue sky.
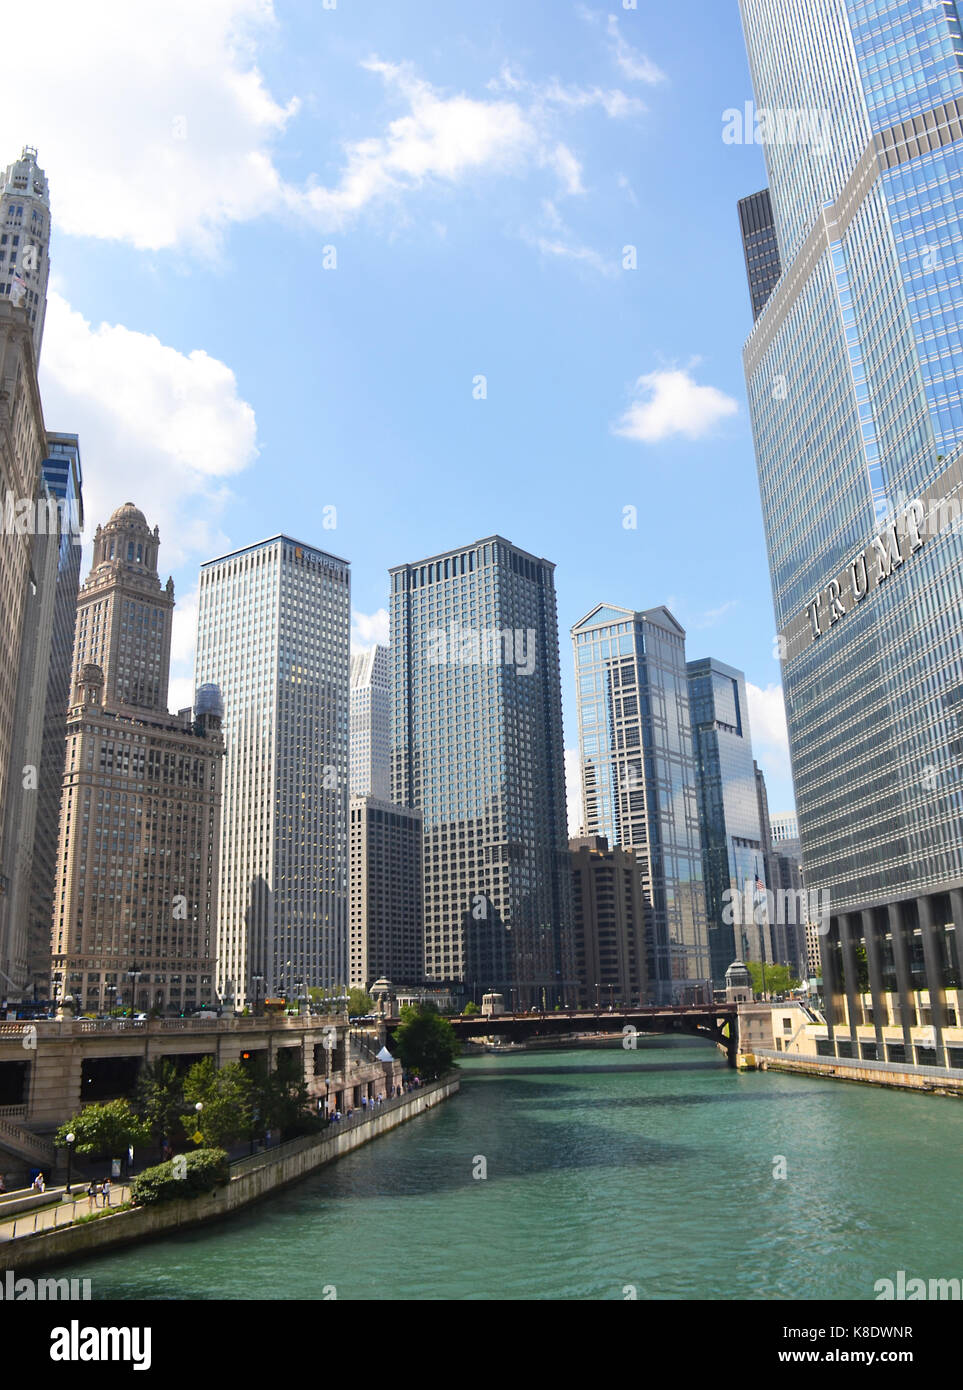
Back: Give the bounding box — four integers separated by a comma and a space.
4, 0, 794, 821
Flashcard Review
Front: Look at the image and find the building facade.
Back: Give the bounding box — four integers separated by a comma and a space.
350, 645, 390, 800
687, 657, 769, 987
390, 535, 574, 1007
196, 536, 350, 1007
28, 437, 84, 996
739, 0, 963, 1067
349, 796, 423, 989
0, 147, 49, 361
569, 835, 646, 1010
50, 505, 224, 1015
572, 604, 710, 1002
0, 298, 46, 996
738, 187, 782, 323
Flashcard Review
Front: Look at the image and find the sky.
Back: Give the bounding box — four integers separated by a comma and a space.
3, 0, 794, 827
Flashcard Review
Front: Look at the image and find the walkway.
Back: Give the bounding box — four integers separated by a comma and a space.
0, 1185, 132, 1241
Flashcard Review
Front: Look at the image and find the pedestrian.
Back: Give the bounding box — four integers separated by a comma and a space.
101, 1177, 111, 1207
32, 1171, 44, 1193
86, 1181, 97, 1212
0, 1173, 5, 1193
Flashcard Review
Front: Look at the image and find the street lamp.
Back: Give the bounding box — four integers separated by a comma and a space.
295, 979, 303, 1017
65, 1131, 75, 1193
252, 973, 263, 1017
194, 1101, 203, 1143
127, 964, 141, 1017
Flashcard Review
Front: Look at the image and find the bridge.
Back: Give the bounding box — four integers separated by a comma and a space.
387, 1004, 740, 1065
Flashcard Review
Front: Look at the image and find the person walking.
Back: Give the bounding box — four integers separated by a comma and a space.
86, 1181, 97, 1212
101, 1177, 111, 1207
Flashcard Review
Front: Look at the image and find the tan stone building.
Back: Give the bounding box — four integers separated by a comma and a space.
349, 796, 423, 989
50, 504, 225, 1015
0, 299, 46, 995
570, 835, 646, 1009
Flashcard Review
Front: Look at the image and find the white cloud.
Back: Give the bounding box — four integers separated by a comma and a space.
606, 15, 667, 85
351, 608, 390, 652
1, 0, 297, 252
747, 682, 793, 790
613, 368, 738, 444
40, 290, 258, 569
565, 747, 584, 839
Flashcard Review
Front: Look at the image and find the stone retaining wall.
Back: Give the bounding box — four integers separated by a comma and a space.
0, 1074, 459, 1275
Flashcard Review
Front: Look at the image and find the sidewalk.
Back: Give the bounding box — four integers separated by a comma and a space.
0, 1185, 132, 1241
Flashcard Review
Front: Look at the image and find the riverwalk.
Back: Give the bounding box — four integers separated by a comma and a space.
0, 1071, 459, 1275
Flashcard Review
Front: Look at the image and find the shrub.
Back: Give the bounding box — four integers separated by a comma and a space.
131, 1148, 229, 1206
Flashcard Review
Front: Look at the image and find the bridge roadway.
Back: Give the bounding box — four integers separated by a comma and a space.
388, 1005, 739, 1065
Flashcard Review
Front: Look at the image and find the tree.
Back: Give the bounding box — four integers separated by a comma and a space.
55, 1100, 151, 1159
746, 962, 800, 997
253, 1057, 318, 1141
463, 1001, 480, 1016
135, 1058, 187, 1154
393, 1004, 460, 1079
347, 987, 374, 1016
182, 1058, 254, 1149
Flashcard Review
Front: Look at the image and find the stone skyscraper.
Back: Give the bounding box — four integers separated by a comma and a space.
50, 505, 224, 1014
0, 147, 50, 361
390, 536, 575, 1006
572, 604, 710, 1003
740, 0, 963, 1069
196, 536, 350, 1007
350, 645, 390, 800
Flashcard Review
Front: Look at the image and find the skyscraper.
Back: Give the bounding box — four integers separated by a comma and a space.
569, 835, 646, 1009
571, 604, 710, 1003
0, 297, 46, 996
350, 645, 390, 800
390, 536, 574, 1006
28, 437, 84, 997
686, 657, 768, 985
50, 505, 224, 1015
740, 0, 963, 1067
349, 796, 423, 989
738, 188, 782, 321
196, 536, 350, 1007
0, 147, 50, 361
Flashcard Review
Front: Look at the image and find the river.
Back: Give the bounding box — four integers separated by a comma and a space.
54, 1038, 963, 1300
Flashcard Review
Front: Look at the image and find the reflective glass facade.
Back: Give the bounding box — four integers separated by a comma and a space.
390, 536, 574, 1006
572, 604, 710, 1002
740, 0, 963, 1068
687, 658, 768, 984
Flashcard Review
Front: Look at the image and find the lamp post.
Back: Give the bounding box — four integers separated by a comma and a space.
253, 973, 263, 1018
295, 978, 303, 1017
65, 1131, 75, 1194
127, 964, 141, 1017
194, 1101, 203, 1144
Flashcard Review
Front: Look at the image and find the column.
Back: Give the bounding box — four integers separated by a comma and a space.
819, 917, 844, 1050
838, 913, 862, 1057
888, 901, 915, 1057
917, 894, 947, 1069
861, 908, 886, 1053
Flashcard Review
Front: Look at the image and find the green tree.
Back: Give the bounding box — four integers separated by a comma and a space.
253, 1056, 318, 1141
746, 962, 800, 997
134, 1058, 187, 1154
55, 1100, 151, 1159
182, 1058, 254, 1149
393, 1004, 460, 1079
347, 987, 374, 1016
462, 1001, 480, 1016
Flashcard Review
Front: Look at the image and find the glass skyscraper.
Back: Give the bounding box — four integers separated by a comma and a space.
687, 657, 769, 985
571, 604, 710, 1003
740, 0, 963, 1068
350, 644, 390, 800
390, 536, 574, 1006
196, 536, 350, 1007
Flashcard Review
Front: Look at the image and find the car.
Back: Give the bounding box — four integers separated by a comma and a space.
133, 1012, 148, 1021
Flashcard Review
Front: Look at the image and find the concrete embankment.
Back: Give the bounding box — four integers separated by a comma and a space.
749, 1049, 963, 1097
0, 1073, 459, 1275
